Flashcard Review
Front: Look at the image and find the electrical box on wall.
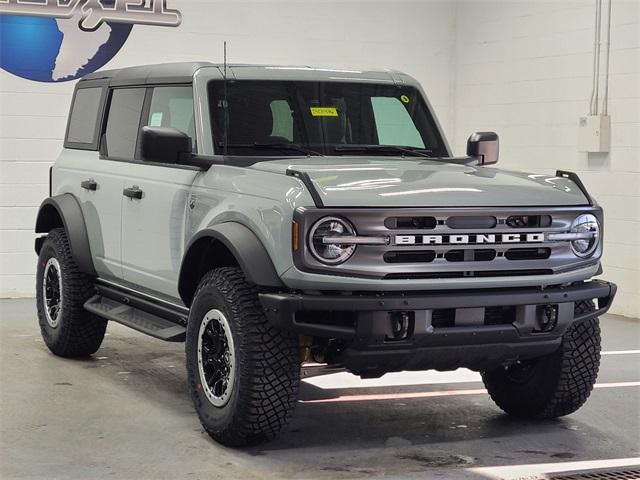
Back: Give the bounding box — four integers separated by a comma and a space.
578, 115, 610, 153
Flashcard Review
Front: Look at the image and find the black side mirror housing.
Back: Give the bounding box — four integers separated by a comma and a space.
140, 126, 192, 164
467, 131, 499, 165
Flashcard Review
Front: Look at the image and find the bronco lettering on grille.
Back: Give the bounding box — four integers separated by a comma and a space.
394, 233, 545, 245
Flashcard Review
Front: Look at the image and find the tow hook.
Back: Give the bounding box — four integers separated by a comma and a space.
387, 311, 411, 341
535, 304, 559, 333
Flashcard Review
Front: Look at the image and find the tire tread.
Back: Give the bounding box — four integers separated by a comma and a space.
187, 267, 300, 446
482, 300, 600, 419
36, 228, 106, 357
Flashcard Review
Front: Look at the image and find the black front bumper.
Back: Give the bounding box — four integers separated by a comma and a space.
260, 280, 616, 373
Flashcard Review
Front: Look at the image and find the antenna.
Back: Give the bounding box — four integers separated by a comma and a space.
223, 41, 229, 156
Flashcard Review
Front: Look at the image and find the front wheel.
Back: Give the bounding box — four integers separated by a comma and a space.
482, 301, 600, 419
185, 267, 300, 446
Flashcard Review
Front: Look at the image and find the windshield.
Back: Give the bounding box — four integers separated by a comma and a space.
208, 80, 448, 157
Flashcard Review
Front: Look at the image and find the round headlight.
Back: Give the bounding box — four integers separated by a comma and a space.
309, 216, 356, 264
570, 213, 600, 257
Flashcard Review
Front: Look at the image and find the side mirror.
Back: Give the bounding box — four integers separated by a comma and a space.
467, 131, 499, 165
140, 126, 192, 164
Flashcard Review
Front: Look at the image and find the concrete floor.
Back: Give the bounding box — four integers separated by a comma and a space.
1, 298, 639, 480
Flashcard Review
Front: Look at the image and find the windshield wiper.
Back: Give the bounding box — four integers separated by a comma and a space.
217, 142, 323, 156
333, 145, 434, 158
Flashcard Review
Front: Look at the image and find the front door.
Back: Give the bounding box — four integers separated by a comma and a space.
119, 86, 200, 300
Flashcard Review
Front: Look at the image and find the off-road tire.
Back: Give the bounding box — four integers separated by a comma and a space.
482, 300, 600, 419
186, 267, 300, 446
36, 228, 107, 357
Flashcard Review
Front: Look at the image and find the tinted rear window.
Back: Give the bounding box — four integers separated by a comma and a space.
104, 88, 146, 160
66, 87, 103, 146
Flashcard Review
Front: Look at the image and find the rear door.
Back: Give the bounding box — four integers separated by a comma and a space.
58, 82, 124, 280
119, 85, 200, 300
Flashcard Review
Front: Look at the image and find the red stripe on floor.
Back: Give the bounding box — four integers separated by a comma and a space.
299, 381, 640, 404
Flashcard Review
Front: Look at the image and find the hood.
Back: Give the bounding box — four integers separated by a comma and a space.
249, 157, 589, 207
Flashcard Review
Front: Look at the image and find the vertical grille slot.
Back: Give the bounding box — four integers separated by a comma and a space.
505, 248, 551, 260
384, 216, 436, 229
445, 249, 496, 262
431, 306, 515, 328
484, 306, 516, 325
432, 309, 455, 328
383, 251, 436, 263
446, 216, 497, 229
506, 215, 552, 228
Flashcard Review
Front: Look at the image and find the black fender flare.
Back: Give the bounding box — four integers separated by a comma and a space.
178, 223, 284, 306
35, 194, 97, 277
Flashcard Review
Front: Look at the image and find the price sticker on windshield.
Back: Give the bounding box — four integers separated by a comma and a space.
310, 107, 338, 117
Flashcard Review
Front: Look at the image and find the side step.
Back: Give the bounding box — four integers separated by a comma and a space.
84, 295, 186, 342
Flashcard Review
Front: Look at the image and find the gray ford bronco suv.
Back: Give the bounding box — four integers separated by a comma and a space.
35, 62, 616, 446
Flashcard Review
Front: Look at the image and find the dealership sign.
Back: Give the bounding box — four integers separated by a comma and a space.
0, 0, 182, 82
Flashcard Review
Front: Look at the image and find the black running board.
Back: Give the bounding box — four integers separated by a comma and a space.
84, 295, 186, 342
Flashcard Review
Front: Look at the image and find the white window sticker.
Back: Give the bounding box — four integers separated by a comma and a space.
150, 112, 163, 126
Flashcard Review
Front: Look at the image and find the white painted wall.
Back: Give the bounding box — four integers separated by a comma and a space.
1, 0, 638, 318
452, 0, 640, 318
0, 0, 457, 297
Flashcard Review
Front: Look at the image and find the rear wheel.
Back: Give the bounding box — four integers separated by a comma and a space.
185, 267, 300, 446
482, 301, 600, 419
36, 228, 107, 357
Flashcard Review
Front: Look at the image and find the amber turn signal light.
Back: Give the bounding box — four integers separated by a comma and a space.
292, 221, 299, 251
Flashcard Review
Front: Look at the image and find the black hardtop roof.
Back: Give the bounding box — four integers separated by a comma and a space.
77, 62, 409, 87
80, 62, 215, 86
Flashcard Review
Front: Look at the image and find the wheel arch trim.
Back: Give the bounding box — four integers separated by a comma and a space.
178, 222, 284, 306
35, 194, 97, 277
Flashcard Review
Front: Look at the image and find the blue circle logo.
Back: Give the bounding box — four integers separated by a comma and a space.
0, 14, 132, 83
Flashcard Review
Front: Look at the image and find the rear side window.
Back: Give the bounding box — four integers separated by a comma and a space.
66, 87, 104, 148
104, 88, 145, 160
145, 86, 195, 147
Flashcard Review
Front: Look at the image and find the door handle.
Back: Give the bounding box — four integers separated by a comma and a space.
123, 186, 143, 199
81, 179, 97, 191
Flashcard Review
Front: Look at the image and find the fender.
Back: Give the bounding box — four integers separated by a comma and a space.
178, 222, 284, 305
35, 194, 97, 277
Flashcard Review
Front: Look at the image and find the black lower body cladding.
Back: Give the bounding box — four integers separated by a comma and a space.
260, 280, 616, 373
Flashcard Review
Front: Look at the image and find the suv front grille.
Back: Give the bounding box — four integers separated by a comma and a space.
294, 206, 601, 280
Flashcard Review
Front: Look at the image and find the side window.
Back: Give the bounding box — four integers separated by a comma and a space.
145, 86, 195, 148
269, 99, 293, 141
66, 87, 104, 148
104, 88, 145, 160
371, 97, 425, 148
